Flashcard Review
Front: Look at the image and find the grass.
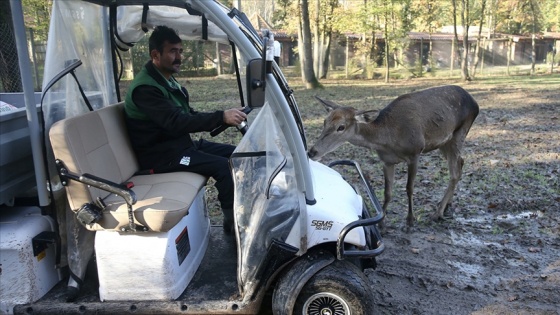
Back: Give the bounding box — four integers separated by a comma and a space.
119, 70, 560, 226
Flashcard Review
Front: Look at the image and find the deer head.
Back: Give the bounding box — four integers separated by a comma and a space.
308, 96, 378, 161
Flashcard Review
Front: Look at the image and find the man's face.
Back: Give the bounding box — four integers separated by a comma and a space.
152, 40, 183, 78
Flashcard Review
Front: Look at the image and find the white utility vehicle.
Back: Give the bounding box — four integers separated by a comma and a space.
1, 1, 385, 314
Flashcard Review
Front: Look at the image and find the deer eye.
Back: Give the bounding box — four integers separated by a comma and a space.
337, 125, 345, 132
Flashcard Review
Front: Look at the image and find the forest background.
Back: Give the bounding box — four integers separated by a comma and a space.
1, 0, 559, 93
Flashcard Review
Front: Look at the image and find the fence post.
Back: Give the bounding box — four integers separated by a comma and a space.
507, 37, 511, 76
450, 37, 455, 77
480, 38, 485, 75
419, 37, 423, 77
345, 35, 349, 79
551, 39, 557, 74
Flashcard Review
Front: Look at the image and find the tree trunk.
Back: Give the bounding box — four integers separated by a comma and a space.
507, 37, 512, 76
450, 36, 455, 76
384, 8, 390, 83
530, 0, 536, 75
470, 0, 485, 77
345, 36, 349, 79
312, 0, 320, 76
215, 42, 222, 75
319, 32, 332, 79
460, 0, 470, 81
318, 1, 336, 79
427, 0, 434, 72
451, 0, 463, 68
299, 0, 320, 89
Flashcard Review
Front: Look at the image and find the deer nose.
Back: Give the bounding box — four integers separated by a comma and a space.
308, 148, 317, 159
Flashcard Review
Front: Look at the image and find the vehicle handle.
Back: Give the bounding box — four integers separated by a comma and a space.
328, 160, 385, 260
55, 159, 146, 232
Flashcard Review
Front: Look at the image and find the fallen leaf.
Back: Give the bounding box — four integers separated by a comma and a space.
488, 203, 498, 209
528, 247, 541, 253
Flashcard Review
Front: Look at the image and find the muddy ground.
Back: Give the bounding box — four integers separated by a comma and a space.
125, 73, 559, 314
299, 76, 560, 315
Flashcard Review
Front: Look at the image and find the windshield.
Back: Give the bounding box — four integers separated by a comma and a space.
226, 8, 308, 149
230, 102, 302, 300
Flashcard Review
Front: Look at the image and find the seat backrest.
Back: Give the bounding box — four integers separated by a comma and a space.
49, 103, 139, 211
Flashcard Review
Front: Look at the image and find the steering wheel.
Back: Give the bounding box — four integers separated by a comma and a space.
210, 106, 252, 137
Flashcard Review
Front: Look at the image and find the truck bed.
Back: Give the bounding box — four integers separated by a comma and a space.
13, 226, 270, 314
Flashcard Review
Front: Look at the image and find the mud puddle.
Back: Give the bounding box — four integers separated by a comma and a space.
368, 210, 560, 314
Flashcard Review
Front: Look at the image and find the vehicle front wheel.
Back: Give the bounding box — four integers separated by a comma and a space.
293, 260, 375, 315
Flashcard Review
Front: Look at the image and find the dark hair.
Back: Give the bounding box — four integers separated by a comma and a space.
149, 25, 181, 54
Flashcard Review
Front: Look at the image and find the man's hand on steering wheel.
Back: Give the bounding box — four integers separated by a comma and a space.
223, 108, 247, 126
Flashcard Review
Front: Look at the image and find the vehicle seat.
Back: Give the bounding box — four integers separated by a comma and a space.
49, 102, 207, 232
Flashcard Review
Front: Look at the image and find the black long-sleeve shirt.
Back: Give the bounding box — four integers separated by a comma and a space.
124, 61, 224, 170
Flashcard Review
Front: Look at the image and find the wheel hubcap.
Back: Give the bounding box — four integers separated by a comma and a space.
303, 292, 351, 315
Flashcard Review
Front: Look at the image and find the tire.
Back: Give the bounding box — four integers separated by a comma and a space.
293, 260, 375, 315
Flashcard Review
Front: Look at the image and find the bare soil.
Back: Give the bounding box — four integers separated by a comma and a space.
300, 76, 560, 315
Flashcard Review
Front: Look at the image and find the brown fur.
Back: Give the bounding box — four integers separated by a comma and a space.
308, 85, 479, 230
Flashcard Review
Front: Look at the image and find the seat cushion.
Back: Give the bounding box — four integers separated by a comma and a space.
88, 172, 207, 232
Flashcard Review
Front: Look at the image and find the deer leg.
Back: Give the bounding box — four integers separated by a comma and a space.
380, 164, 395, 231
433, 146, 464, 221
406, 159, 418, 227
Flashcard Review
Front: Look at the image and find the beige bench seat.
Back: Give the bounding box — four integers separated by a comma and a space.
49, 103, 206, 232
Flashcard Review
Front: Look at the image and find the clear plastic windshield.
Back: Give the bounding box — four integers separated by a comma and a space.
230, 102, 301, 299
42, 0, 117, 131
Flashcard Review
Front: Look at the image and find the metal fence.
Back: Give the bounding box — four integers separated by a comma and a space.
0, 23, 46, 93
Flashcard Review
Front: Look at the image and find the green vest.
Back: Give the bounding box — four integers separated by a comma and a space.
124, 65, 189, 120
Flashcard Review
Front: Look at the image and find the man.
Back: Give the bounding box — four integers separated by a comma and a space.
124, 25, 247, 233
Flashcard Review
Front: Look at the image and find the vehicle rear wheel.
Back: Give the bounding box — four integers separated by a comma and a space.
293, 260, 375, 315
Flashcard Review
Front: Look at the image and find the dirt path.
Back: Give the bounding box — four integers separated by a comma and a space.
368, 213, 559, 314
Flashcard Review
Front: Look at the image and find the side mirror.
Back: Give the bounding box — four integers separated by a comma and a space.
246, 58, 266, 108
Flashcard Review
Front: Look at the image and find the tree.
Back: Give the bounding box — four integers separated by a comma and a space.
541, 0, 560, 32
470, 0, 486, 78
380, 0, 415, 81
528, 0, 537, 74
22, 0, 52, 40
413, 0, 456, 75
452, 0, 471, 81
494, 0, 543, 35
298, 0, 320, 88
333, 0, 382, 79
312, 0, 338, 79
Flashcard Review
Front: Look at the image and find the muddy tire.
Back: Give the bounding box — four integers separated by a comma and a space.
293, 260, 375, 315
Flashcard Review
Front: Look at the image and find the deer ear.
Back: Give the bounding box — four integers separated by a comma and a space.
356, 109, 378, 123
314, 95, 340, 112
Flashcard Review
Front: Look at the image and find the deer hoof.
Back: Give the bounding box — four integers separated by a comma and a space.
406, 218, 415, 228
430, 213, 445, 222
378, 219, 388, 234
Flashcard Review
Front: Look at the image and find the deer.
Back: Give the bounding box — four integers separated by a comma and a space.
308, 85, 479, 230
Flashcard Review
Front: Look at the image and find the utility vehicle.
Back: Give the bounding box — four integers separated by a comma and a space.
0, 1, 385, 314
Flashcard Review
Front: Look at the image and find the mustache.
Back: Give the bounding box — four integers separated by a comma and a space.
173, 60, 181, 65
